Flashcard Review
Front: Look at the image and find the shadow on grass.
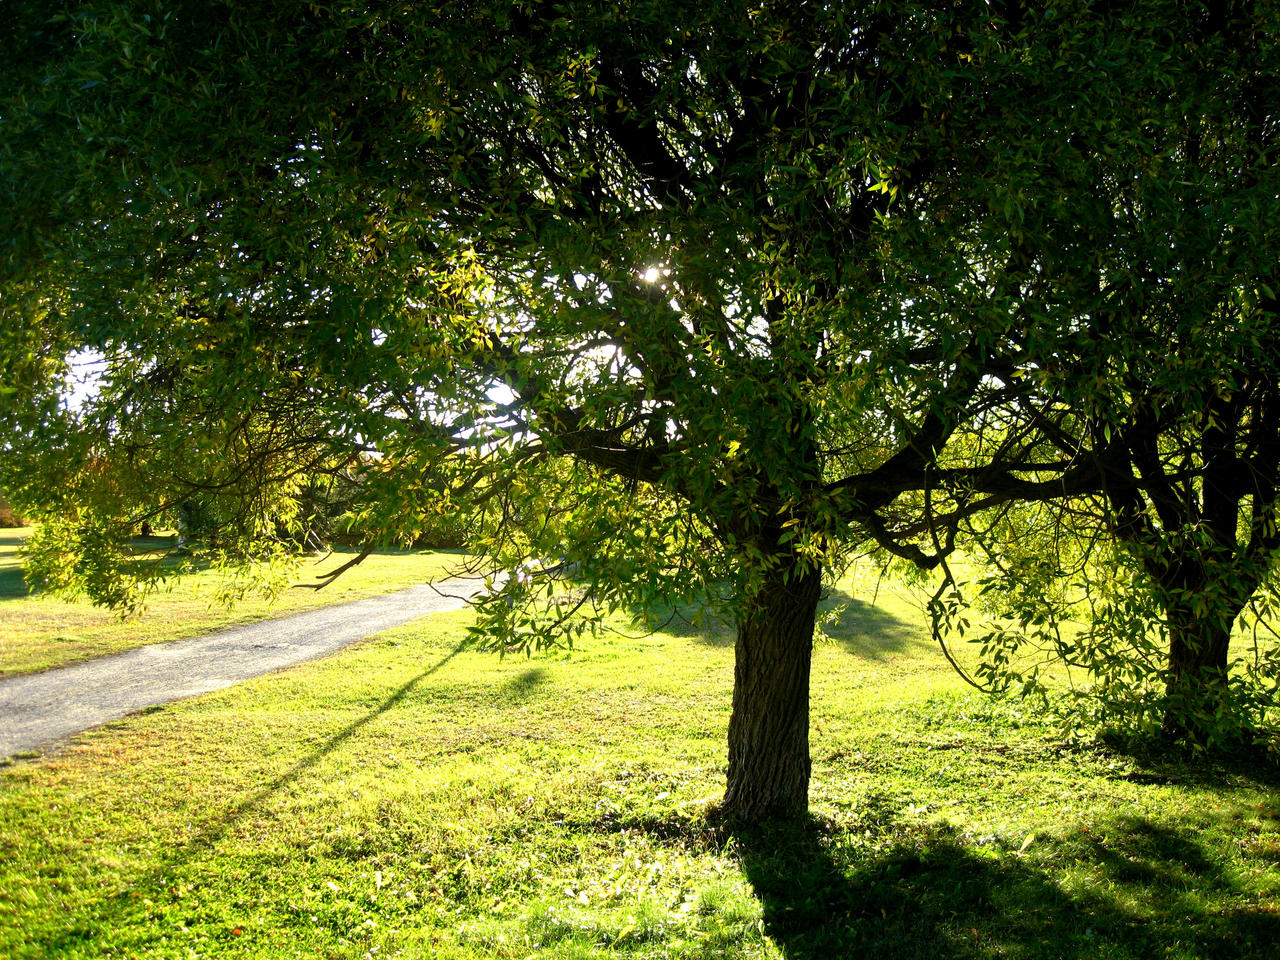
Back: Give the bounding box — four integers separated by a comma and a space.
0, 530, 28, 549
818, 587, 925, 660
624, 600, 734, 646
35, 640, 467, 957
733, 813, 1280, 960
1, 533, 215, 602
0, 563, 28, 599
0, 528, 30, 598
627, 587, 925, 659
199, 643, 467, 831
503, 665, 550, 700
1097, 736, 1280, 794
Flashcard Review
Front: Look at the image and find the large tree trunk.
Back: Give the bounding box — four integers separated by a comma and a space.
1162, 606, 1233, 740
1157, 547, 1249, 743
722, 555, 822, 822
1156, 406, 1270, 744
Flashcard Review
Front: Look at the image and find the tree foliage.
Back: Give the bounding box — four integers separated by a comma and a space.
919, 5, 1280, 751
3, 0, 1279, 817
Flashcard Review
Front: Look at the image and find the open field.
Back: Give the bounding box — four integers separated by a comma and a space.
0, 528, 466, 676
1, 567, 1276, 959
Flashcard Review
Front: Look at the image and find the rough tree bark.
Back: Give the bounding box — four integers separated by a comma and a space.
722, 553, 823, 822
1158, 558, 1256, 743
1162, 603, 1233, 741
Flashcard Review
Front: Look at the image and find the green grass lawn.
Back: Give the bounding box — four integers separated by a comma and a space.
1, 562, 1276, 959
0, 527, 467, 676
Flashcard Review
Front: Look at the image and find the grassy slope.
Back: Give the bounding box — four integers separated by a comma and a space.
0, 527, 467, 676
0, 567, 1276, 959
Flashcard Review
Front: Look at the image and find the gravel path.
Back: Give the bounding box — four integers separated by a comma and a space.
0, 577, 488, 758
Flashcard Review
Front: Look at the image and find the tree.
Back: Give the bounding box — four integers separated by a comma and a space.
1062, 6, 1280, 747
4, 1, 1277, 818
887, 4, 1280, 749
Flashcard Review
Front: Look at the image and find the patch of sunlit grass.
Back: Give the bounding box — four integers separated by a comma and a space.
1, 568, 1276, 958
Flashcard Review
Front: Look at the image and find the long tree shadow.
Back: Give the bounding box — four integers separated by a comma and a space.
1098, 736, 1280, 793
819, 587, 926, 660
0, 530, 29, 550
0, 529, 31, 598
624, 598, 736, 646
35, 640, 467, 957
197, 640, 467, 834
626, 586, 926, 657
0, 562, 27, 599
733, 813, 1280, 959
